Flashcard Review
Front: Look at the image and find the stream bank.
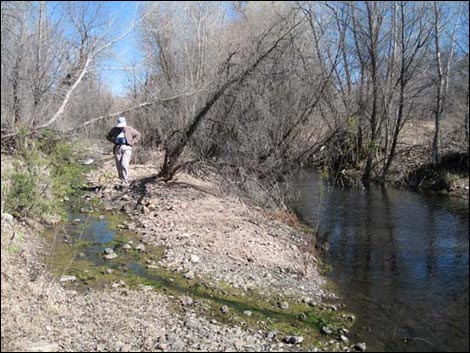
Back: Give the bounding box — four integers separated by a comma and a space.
1, 147, 365, 352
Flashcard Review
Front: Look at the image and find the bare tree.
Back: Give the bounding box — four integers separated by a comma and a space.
380, 1, 432, 179
431, 1, 462, 164
1, 2, 147, 139
157, 16, 303, 180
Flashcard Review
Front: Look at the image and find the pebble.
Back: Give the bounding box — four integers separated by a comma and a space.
135, 244, 146, 252
267, 331, 277, 340
283, 336, 304, 345
321, 326, 333, 335
184, 272, 195, 280
279, 301, 289, 310
340, 335, 350, 344
80, 158, 94, 165
104, 253, 118, 260
122, 244, 132, 250
220, 305, 229, 314
177, 233, 191, 240
181, 296, 193, 306
112, 280, 126, 288
243, 310, 252, 316
25, 341, 59, 352
353, 343, 367, 351
120, 344, 132, 352
190, 255, 200, 263
59, 275, 76, 283
157, 343, 167, 350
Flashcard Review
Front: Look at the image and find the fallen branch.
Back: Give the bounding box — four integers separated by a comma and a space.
64, 89, 207, 132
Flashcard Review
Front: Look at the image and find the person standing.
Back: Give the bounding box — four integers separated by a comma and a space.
106, 117, 141, 185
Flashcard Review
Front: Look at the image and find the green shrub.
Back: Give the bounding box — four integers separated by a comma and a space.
2, 130, 89, 220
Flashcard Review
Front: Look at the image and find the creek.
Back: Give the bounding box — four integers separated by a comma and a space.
291, 170, 469, 352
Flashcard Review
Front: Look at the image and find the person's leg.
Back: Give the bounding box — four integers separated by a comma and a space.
114, 146, 124, 180
120, 146, 133, 184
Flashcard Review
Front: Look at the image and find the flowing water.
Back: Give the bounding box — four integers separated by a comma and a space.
291, 170, 469, 352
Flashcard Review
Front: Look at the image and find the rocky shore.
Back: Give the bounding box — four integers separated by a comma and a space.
1, 152, 365, 352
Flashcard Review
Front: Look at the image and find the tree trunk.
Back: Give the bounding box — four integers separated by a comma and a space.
157, 21, 301, 180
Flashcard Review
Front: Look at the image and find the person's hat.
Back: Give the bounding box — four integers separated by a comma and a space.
116, 117, 127, 128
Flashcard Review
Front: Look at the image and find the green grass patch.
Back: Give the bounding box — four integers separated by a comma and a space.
1, 130, 90, 220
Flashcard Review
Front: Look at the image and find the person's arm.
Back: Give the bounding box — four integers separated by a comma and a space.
132, 128, 141, 144
106, 128, 116, 144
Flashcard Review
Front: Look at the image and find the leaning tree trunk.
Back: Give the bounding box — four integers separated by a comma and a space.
157, 21, 301, 181
157, 85, 229, 180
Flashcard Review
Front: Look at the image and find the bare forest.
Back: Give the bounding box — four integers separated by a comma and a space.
2, 1, 469, 204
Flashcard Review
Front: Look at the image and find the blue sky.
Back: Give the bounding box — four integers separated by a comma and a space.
99, 1, 142, 96
47, 1, 140, 96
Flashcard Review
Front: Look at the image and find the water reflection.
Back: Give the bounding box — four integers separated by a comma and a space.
292, 171, 469, 352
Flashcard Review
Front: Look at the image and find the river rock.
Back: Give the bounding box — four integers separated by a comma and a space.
122, 244, 132, 251
157, 343, 168, 350
80, 158, 94, 165
135, 243, 146, 252
59, 275, 76, 283
26, 341, 60, 352
283, 336, 304, 345
141, 285, 153, 292
177, 233, 191, 240
243, 310, 252, 316
104, 253, 118, 260
171, 341, 185, 352
120, 344, 132, 352
321, 326, 333, 335
220, 305, 229, 314
353, 343, 367, 351
267, 331, 277, 340
181, 296, 193, 306
279, 301, 289, 310
340, 335, 350, 344
104, 248, 115, 254
112, 280, 126, 288
190, 255, 200, 263
184, 271, 195, 280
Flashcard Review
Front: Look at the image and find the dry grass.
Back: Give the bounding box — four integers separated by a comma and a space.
265, 209, 304, 230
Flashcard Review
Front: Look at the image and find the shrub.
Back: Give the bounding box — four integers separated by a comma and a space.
1, 131, 88, 220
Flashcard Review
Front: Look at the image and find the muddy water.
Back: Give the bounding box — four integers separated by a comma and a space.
291, 170, 469, 352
